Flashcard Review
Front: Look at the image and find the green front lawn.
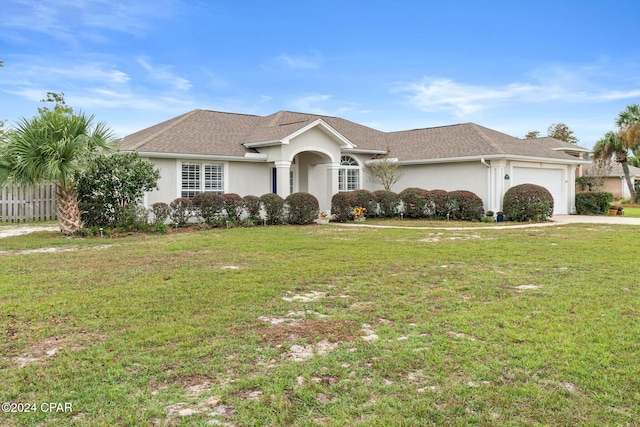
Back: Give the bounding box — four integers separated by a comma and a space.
619, 206, 640, 217
1, 224, 638, 426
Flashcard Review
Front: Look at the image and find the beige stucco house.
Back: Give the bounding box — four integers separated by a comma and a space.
120, 109, 590, 215
579, 163, 640, 199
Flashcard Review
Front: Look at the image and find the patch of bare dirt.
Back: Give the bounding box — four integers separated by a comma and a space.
360, 323, 379, 342
10, 332, 106, 368
515, 284, 540, 290
148, 375, 243, 426
155, 395, 235, 426
258, 319, 360, 348
235, 389, 263, 401
281, 291, 326, 302
285, 340, 339, 362
417, 233, 481, 243
446, 331, 479, 342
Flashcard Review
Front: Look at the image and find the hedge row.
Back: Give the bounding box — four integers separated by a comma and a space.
155, 192, 320, 228
331, 188, 484, 222
575, 192, 613, 215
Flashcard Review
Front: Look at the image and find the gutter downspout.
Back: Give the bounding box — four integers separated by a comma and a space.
481, 158, 491, 212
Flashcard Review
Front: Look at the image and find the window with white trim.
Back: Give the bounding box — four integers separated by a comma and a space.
181, 162, 224, 198
338, 155, 360, 191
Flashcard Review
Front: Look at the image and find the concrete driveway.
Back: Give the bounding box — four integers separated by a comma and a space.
552, 215, 640, 225
336, 214, 640, 230
0, 225, 59, 239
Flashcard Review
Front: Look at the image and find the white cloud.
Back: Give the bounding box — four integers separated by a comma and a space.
137, 58, 192, 91
395, 78, 521, 116
289, 94, 333, 114
395, 66, 640, 117
35, 64, 130, 84
1, 0, 180, 40
277, 53, 322, 70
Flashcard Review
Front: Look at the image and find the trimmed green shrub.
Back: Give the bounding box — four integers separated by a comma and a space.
448, 190, 484, 221
399, 188, 428, 218
503, 184, 554, 222
243, 195, 262, 222
373, 190, 400, 218
424, 189, 450, 219
169, 197, 192, 227
260, 193, 284, 225
78, 199, 109, 227
151, 202, 170, 224
114, 204, 150, 232
575, 192, 613, 215
193, 192, 225, 225
350, 189, 376, 218
331, 192, 354, 222
151, 202, 170, 233
223, 193, 244, 222
285, 192, 320, 225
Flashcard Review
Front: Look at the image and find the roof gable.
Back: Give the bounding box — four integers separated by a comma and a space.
244, 117, 356, 149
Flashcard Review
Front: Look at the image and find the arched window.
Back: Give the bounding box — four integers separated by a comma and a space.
339, 155, 360, 191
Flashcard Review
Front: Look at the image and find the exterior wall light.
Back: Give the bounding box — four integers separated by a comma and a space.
504, 174, 510, 180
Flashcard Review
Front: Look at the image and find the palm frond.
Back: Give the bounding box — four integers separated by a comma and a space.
0, 109, 115, 189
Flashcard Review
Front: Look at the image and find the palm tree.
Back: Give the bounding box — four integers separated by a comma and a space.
0, 109, 113, 235
592, 131, 636, 202
616, 104, 640, 152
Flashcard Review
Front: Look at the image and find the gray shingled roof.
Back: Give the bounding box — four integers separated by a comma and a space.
583, 162, 640, 177
120, 109, 586, 162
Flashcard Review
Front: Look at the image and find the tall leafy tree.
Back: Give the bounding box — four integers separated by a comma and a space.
547, 123, 578, 144
592, 131, 636, 202
0, 95, 114, 234
524, 130, 540, 139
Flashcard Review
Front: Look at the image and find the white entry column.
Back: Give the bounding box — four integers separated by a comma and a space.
275, 160, 291, 198
325, 162, 340, 213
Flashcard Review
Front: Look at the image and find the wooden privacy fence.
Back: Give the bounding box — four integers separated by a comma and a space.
0, 184, 58, 222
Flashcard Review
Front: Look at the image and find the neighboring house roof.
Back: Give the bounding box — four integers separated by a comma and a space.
120, 109, 588, 163
583, 162, 640, 177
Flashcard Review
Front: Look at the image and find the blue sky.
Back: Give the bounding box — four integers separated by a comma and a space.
1, 0, 640, 148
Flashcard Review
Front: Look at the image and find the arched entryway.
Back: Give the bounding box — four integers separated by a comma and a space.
284, 149, 338, 213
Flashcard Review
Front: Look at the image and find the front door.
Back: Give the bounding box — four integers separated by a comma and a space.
271, 168, 277, 194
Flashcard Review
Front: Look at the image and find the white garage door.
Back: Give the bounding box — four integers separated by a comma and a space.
511, 167, 565, 215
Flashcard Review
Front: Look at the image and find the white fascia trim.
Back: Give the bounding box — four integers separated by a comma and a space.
137, 151, 267, 162
553, 146, 592, 153
364, 157, 399, 166
398, 154, 591, 166
283, 119, 356, 149
243, 140, 282, 148
343, 148, 388, 155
